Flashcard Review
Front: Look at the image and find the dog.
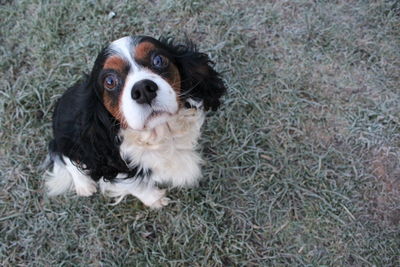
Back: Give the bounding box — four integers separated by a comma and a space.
44, 36, 226, 208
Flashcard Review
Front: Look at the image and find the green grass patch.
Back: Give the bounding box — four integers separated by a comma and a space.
1, 0, 400, 265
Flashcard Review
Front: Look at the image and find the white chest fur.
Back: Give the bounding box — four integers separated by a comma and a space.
119, 108, 205, 187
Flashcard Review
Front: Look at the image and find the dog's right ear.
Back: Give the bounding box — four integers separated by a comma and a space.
160, 38, 227, 111
177, 48, 226, 111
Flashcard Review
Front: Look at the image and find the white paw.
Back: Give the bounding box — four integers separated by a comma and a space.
149, 197, 171, 209
74, 180, 97, 196
141, 189, 170, 209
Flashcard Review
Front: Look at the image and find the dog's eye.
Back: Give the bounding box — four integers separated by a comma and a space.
152, 55, 168, 69
103, 73, 118, 90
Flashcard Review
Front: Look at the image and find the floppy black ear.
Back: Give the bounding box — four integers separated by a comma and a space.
161, 38, 227, 111
179, 50, 226, 110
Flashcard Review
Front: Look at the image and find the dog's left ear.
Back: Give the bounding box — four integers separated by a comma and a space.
172, 43, 227, 111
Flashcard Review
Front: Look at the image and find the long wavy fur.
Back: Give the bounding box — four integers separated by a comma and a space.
158, 37, 227, 111
49, 36, 226, 182
49, 48, 146, 181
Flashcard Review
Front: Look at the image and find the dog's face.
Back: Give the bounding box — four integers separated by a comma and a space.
89, 36, 226, 130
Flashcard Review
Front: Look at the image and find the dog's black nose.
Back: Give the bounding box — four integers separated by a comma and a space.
131, 79, 158, 105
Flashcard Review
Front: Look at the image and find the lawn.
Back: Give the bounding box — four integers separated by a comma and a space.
1, 0, 399, 265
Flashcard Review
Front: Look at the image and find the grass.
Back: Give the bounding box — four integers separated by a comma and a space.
1, 0, 400, 265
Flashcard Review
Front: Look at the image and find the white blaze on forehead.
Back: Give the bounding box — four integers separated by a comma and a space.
109, 36, 137, 68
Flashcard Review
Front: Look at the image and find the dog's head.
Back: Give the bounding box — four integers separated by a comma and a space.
88, 36, 226, 130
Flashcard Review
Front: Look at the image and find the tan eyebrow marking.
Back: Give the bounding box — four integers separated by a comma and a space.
134, 42, 155, 62
103, 56, 126, 72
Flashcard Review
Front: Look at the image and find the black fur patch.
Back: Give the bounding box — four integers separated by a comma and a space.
49, 48, 148, 181
156, 37, 227, 111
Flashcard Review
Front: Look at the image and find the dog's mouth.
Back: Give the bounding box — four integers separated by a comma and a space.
148, 110, 166, 119
144, 109, 173, 129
